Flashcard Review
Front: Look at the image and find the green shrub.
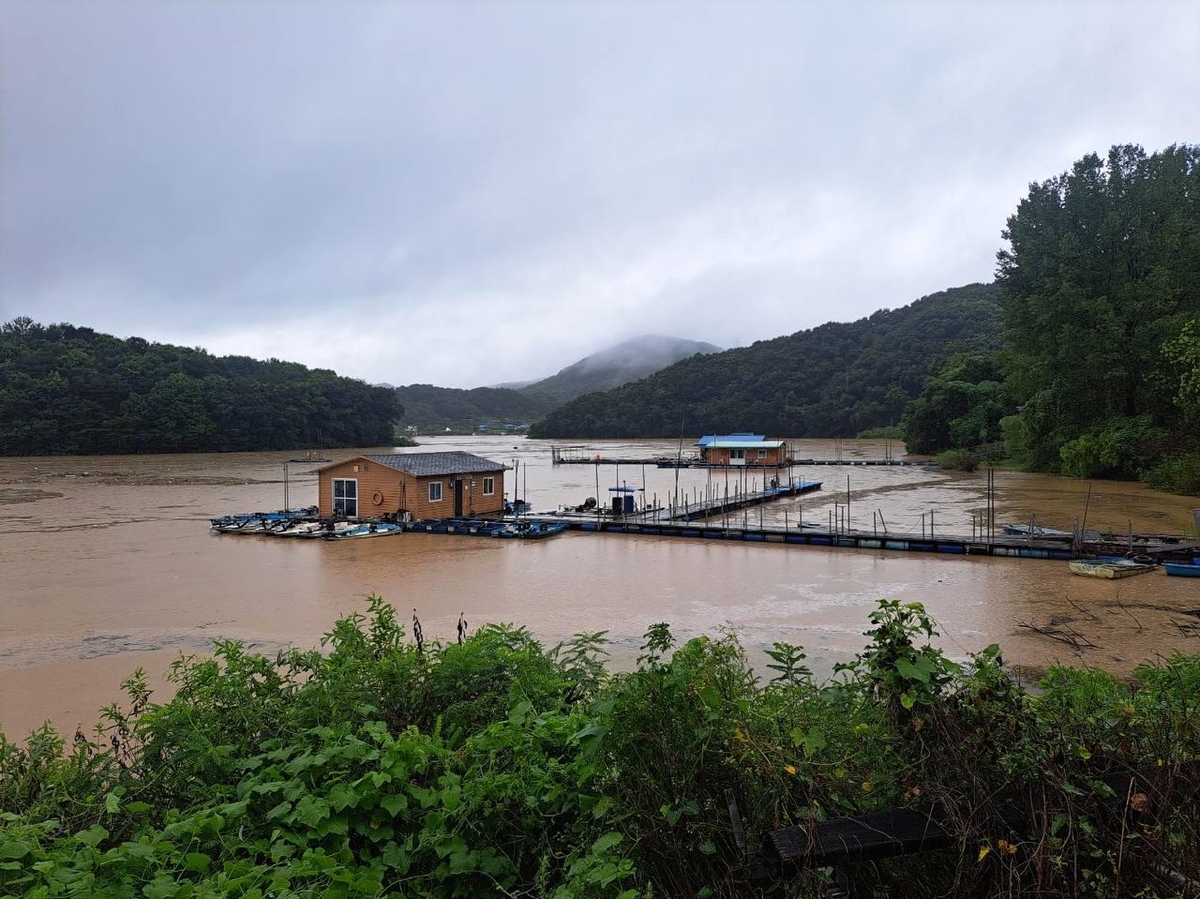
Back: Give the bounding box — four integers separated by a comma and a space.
1142, 451, 1200, 496
2, 598, 1198, 899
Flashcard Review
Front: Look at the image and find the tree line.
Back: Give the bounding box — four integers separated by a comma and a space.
0, 318, 403, 454
901, 144, 1200, 493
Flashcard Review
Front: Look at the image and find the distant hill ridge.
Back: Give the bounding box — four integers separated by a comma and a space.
394, 335, 720, 430
528, 283, 1003, 438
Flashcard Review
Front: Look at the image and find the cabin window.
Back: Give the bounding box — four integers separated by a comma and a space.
730, 449, 746, 461
429, 481, 443, 502
758, 449, 767, 458
483, 476, 495, 496
333, 478, 358, 517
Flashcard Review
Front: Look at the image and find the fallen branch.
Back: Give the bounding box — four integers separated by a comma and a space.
1018, 621, 1098, 650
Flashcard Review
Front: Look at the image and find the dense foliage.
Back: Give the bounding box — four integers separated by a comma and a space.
0, 318, 402, 454
396, 337, 719, 432
3, 597, 1196, 898
393, 384, 548, 433
529, 284, 1002, 438
900, 352, 1010, 455
902, 144, 1200, 491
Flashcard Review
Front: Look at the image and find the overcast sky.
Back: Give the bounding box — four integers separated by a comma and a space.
1, 2, 1197, 387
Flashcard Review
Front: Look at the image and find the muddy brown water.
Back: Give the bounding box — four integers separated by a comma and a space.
2, 436, 1198, 740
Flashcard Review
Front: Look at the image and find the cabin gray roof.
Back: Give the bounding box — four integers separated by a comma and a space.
359, 452, 507, 477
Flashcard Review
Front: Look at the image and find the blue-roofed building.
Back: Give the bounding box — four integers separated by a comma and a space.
694, 434, 789, 466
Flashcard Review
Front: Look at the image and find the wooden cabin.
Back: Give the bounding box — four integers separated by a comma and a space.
696, 434, 789, 466
314, 452, 507, 520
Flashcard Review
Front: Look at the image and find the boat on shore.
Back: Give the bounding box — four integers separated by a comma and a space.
1069, 559, 1157, 579
1163, 561, 1200, 578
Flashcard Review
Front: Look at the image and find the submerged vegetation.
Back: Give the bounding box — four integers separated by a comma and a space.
2, 597, 1197, 897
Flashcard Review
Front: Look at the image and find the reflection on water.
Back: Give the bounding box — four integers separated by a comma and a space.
1, 436, 1198, 738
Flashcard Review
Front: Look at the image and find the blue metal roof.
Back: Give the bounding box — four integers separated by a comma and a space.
696, 433, 765, 447
706, 439, 786, 449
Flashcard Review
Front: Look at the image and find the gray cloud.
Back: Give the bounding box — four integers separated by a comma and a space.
2, 0, 1197, 386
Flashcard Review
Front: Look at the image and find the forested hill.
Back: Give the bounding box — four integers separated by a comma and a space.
393, 384, 548, 431
520, 335, 720, 406
0, 318, 402, 455
394, 335, 719, 430
528, 283, 1002, 438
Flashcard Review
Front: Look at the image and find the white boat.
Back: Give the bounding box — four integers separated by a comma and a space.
270, 520, 327, 538
325, 521, 404, 539
1068, 559, 1156, 579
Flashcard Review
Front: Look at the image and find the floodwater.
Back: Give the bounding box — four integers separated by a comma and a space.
2, 436, 1198, 740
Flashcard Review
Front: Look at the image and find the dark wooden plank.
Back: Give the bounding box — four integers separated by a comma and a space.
769, 808, 951, 868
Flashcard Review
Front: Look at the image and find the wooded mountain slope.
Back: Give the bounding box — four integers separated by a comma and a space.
529, 284, 1002, 438
395, 335, 719, 430
393, 384, 548, 431
0, 318, 402, 455
520, 335, 720, 407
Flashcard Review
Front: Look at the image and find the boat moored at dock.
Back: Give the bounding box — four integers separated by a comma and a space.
1069, 559, 1157, 579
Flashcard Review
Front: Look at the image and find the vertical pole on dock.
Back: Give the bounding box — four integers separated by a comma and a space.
594, 461, 600, 527
990, 468, 996, 544
846, 475, 850, 534
921, 512, 926, 539
930, 509, 934, 539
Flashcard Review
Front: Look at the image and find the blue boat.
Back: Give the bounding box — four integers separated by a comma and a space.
210, 506, 319, 533
1163, 561, 1200, 578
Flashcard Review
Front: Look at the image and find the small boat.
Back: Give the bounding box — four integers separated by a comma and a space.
492, 521, 569, 539
1069, 559, 1157, 579
412, 519, 452, 534
270, 520, 327, 538
1004, 523, 1074, 540
210, 507, 319, 533
1163, 561, 1200, 578
325, 521, 404, 539
462, 519, 507, 536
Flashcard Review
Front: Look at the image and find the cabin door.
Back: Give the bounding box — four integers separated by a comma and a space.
730, 449, 746, 466
453, 479, 464, 516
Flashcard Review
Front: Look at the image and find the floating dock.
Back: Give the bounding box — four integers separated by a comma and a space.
517, 515, 1200, 562
548, 446, 937, 468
